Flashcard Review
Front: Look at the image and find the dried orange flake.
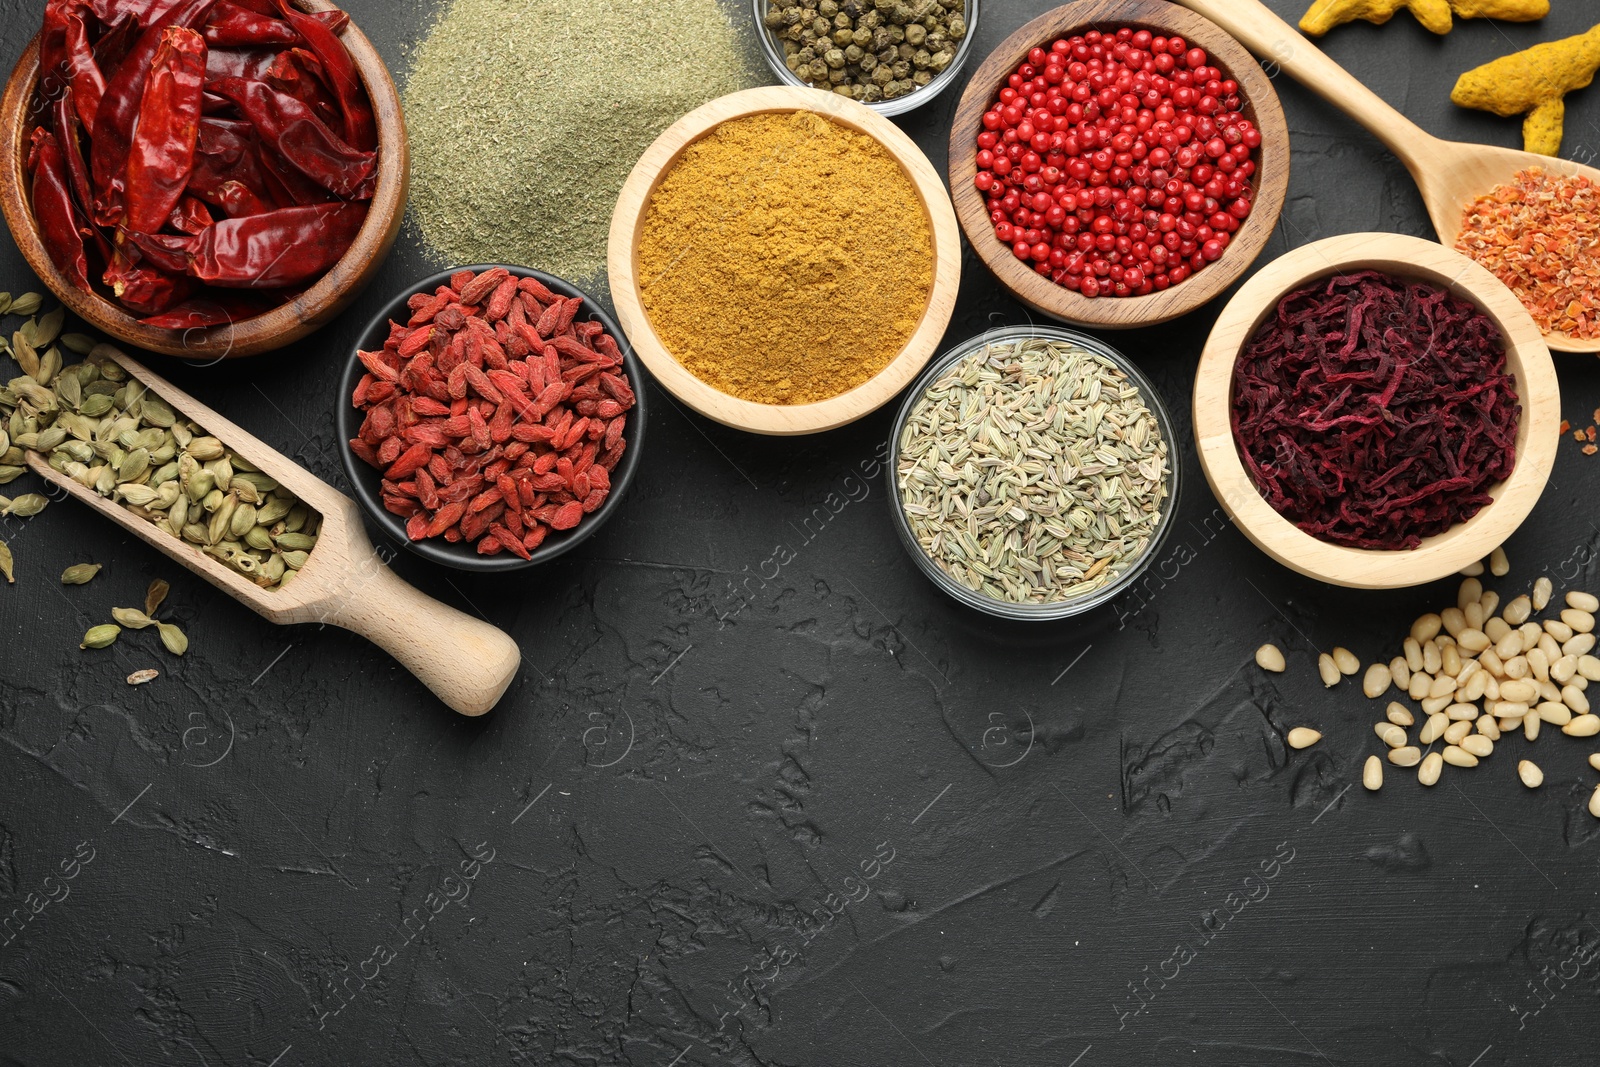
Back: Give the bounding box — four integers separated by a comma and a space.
1457, 166, 1600, 341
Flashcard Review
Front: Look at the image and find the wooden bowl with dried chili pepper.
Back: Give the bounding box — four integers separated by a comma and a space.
0, 0, 407, 360
1194, 232, 1561, 590
337, 265, 647, 573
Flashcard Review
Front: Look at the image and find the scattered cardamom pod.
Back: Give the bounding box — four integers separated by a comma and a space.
3, 493, 47, 517
0, 539, 12, 583
145, 578, 169, 615
60, 333, 96, 355
126, 669, 159, 686
80, 624, 120, 649
13, 293, 46, 318
112, 607, 155, 629
61, 563, 102, 585
157, 622, 188, 656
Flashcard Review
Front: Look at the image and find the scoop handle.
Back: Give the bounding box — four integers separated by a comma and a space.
320, 563, 522, 716
1170, 0, 1438, 168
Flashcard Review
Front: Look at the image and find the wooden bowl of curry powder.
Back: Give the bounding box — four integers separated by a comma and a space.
607, 86, 961, 435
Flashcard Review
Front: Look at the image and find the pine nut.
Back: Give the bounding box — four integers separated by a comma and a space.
1363, 755, 1383, 791
1498, 715, 1524, 732
1527, 647, 1551, 682
1421, 695, 1453, 715
1590, 785, 1600, 819
1490, 546, 1511, 577
1484, 676, 1501, 702
1423, 640, 1443, 675
1389, 746, 1422, 767
1481, 590, 1501, 618
1493, 701, 1530, 719
1546, 619, 1575, 643
1479, 649, 1506, 677
1409, 671, 1432, 700
1563, 609, 1596, 634
1418, 752, 1444, 786
1442, 608, 1467, 637
1518, 760, 1543, 788
1565, 633, 1596, 657
1537, 702, 1572, 726
1440, 643, 1463, 678
1412, 614, 1443, 643
1533, 576, 1553, 612
1287, 727, 1321, 749
1575, 676, 1589, 691
1477, 717, 1501, 740
1332, 646, 1360, 676
1459, 578, 1483, 610
1563, 715, 1600, 738
1404, 637, 1425, 672
1521, 623, 1544, 652
1581, 655, 1600, 682
1390, 657, 1411, 689
1444, 720, 1473, 745
1460, 559, 1485, 577
1419, 713, 1448, 744
1465, 601, 1486, 631
1503, 655, 1530, 680
1564, 685, 1591, 715
1428, 674, 1457, 700
1568, 591, 1600, 613
1443, 745, 1479, 768
1497, 680, 1535, 704
1460, 735, 1494, 758
1539, 678, 1563, 703
1457, 657, 1480, 681
1485, 617, 1512, 643
1588, 753, 1600, 772
1376, 723, 1408, 748
1457, 628, 1491, 653
1504, 595, 1533, 625
1256, 644, 1286, 672
1526, 714, 1542, 741
1318, 654, 1340, 688
1446, 703, 1479, 721
1496, 633, 1524, 660
1551, 654, 1578, 684
1386, 702, 1415, 728
1363, 663, 1393, 699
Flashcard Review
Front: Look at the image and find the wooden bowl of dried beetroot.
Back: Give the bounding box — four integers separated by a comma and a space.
337, 265, 647, 573
0, 0, 407, 360
1194, 232, 1560, 590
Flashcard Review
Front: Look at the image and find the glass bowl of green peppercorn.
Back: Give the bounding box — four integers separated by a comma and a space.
753, 0, 979, 117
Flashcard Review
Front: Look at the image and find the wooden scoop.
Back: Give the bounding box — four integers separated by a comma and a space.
1173, 0, 1600, 354
26, 347, 521, 716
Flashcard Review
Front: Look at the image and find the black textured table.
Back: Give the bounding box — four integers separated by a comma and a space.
4, 2, 1600, 1065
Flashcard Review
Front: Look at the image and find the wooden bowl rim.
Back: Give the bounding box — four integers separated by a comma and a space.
1193, 231, 1560, 590
947, 0, 1290, 329
606, 85, 961, 436
0, 0, 407, 360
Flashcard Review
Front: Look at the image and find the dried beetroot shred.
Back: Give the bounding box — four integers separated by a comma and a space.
1231, 271, 1520, 550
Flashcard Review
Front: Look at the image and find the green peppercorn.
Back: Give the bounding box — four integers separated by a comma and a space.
818, 0, 838, 13
912, 47, 931, 69
929, 48, 953, 72
844, 43, 864, 62
913, 68, 932, 86
904, 22, 926, 45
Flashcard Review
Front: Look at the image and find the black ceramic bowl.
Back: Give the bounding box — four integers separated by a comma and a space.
337, 265, 647, 572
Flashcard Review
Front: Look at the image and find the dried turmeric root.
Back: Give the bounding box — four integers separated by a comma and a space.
1299, 0, 1547, 37
1452, 24, 1600, 157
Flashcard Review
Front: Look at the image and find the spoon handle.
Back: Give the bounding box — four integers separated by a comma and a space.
1170, 0, 1438, 168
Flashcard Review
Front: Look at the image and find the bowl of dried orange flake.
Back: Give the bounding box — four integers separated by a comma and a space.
607, 86, 961, 436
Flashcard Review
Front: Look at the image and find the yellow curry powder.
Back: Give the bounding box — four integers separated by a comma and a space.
637, 111, 934, 406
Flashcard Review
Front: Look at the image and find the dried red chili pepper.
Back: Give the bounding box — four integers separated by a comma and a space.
204, 46, 278, 85
28, 126, 92, 292
130, 200, 365, 287
123, 26, 207, 236
105, 247, 192, 313
52, 89, 95, 217
168, 194, 214, 233
203, 2, 297, 47
265, 49, 339, 128
139, 291, 271, 328
273, 0, 373, 151
60, 6, 108, 135
208, 75, 373, 197
89, 0, 219, 225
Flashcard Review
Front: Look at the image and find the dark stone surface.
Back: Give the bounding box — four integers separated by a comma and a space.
3, 1, 1600, 1065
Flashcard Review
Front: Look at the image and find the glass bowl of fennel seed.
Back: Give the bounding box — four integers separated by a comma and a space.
887, 325, 1180, 621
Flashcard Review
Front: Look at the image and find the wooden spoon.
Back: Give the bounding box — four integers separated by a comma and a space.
26, 346, 521, 716
1172, 0, 1600, 355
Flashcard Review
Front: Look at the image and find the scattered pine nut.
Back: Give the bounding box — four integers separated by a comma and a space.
1440, 643, 1463, 678
1255, 643, 1287, 672
1590, 785, 1600, 819
1460, 559, 1485, 578
1429, 674, 1458, 699
1504, 595, 1533, 625
1568, 591, 1600, 613
1386, 703, 1415, 728
1408, 671, 1432, 700
1526, 647, 1551, 682
1565, 633, 1595, 657
1520, 623, 1544, 652
1464, 602, 1486, 631
1332, 647, 1360, 676
1533, 577, 1554, 613
1589, 753, 1600, 772
1526, 714, 1542, 741
1563, 715, 1600, 738
1517, 760, 1543, 788
1459, 578, 1484, 611
1318, 654, 1340, 688
1287, 727, 1322, 750
1485, 617, 1512, 643
1498, 680, 1537, 704
1552, 654, 1579, 684
1388, 746, 1422, 767
1421, 694, 1453, 715
1419, 752, 1444, 786
1457, 628, 1491, 653
1546, 619, 1576, 643
1564, 685, 1591, 715
1446, 703, 1480, 721
1441, 608, 1467, 638
1443, 745, 1479, 768
1537, 702, 1572, 726
1580, 655, 1600, 682
1363, 663, 1393, 698
1481, 590, 1501, 618
1391, 657, 1412, 689
1489, 546, 1510, 577
1404, 636, 1425, 671
1444, 720, 1473, 745
1420, 713, 1448, 744
1477, 717, 1501, 740
1462, 671, 1489, 702
1375, 723, 1408, 748
1460, 734, 1494, 758
1562, 608, 1595, 634
1363, 755, 1383, 791
1412, 614, 1442, 643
